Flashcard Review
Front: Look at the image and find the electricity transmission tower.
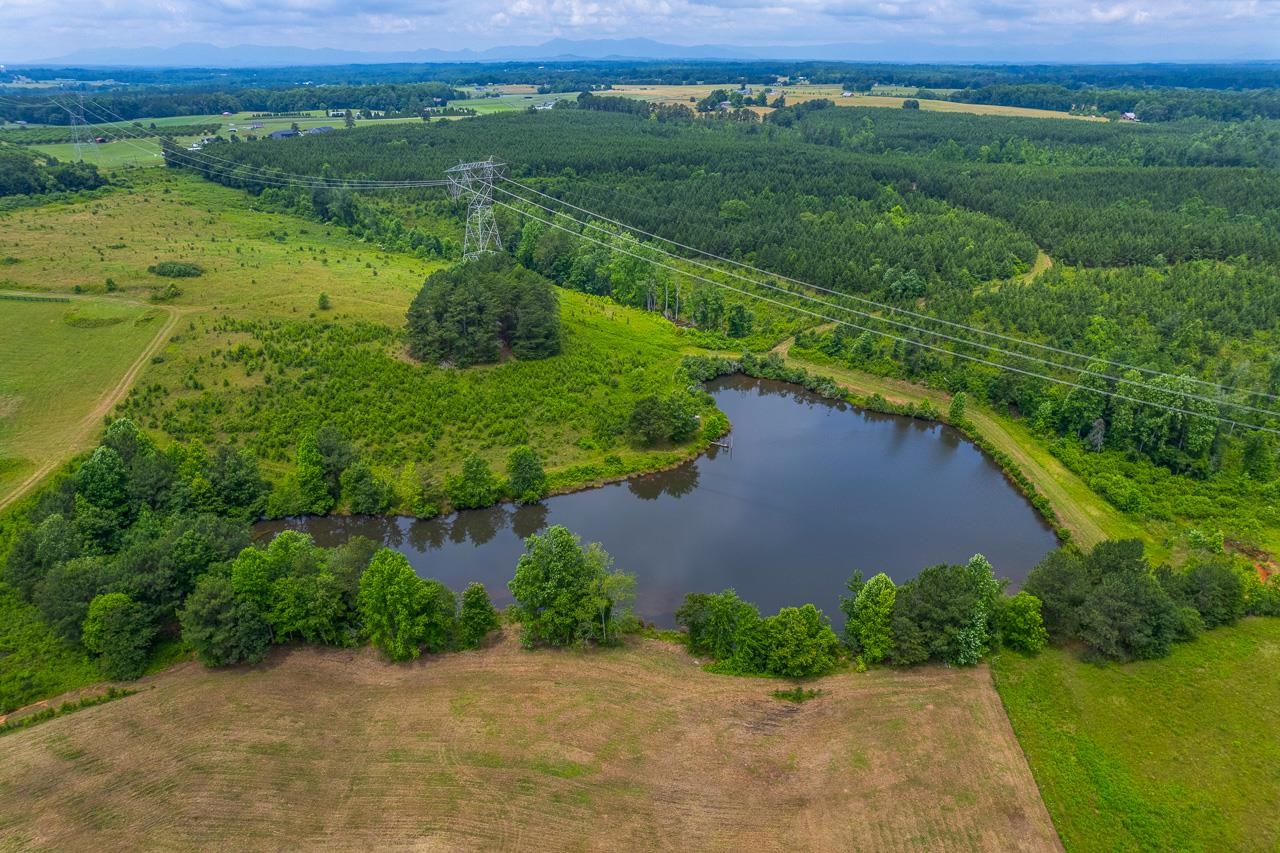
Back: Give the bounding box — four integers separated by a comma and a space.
446, 157, 503, 259
69, 95, 86, 162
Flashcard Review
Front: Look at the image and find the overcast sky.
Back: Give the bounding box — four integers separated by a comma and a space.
2, 0, 1277, 63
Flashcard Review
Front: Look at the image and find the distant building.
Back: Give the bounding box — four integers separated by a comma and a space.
1121, 111, 1139, 122
305, 126, 334, 134
841, 91, 854, 97
268, 129, 298, 139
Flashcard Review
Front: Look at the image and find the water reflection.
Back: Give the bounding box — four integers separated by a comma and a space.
257, 375, 1058, 626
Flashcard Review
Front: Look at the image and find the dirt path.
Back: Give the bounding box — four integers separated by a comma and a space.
770, 322, 835, 356
0, 294, 185, 513
0, 636, 1063, 851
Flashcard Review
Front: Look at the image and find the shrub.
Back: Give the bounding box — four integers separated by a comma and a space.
997, 591, 1048, 655
676, 589, 764, 665
457, 582, 500, 648
147, 261, 204, 277
180, 574, 271, 667
447, 454, 502, 510
81, 592, 155, 680
760, 604, 842, 678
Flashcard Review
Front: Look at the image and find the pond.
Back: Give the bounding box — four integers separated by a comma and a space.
257, 375, 1059, 626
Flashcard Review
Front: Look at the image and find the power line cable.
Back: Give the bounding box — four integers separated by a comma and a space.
492, 197, 1280, 435
502, 174, 1280, 404
493, 183, 1280, 419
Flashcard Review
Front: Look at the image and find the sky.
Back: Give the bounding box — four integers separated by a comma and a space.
1, 0, 1277, 63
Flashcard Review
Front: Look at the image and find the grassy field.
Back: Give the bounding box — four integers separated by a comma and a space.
0, 170, 714, 506
0, 297, 176, 507
992, 618, 1280, 852
11, 92, 579, 172
0, 633, 1060, 851
609, 83, 1106, 121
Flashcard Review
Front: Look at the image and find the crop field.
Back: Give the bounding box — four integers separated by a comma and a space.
992, 618, 1280, 852
0, 297, 173, 507
0, 633, 1061, 851
609, 83, 1105, 120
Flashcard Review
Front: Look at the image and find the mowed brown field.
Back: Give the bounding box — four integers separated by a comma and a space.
0, 633, 1060, 852
610, 84, 1105, 121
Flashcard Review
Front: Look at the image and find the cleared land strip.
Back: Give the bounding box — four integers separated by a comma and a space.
0, 634, 1062, 852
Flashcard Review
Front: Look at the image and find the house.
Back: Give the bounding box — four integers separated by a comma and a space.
327, 109, 347, 118
268, 129, 298, 139
1121, 111, 1139, 122
93, 136, 108, 144
841, 91, 854, 97
221, 111, 233, 116
305, 126, 334, 134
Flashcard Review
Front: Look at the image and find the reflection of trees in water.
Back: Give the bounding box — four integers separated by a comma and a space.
407, 517, 448, 551
448, 506, 508, 546
511, 502, 550, 540
664, 462, 700, 498
628, 472, 665, 501
628, 462, 700, 500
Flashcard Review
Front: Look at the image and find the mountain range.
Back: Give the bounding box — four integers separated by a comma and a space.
26, 38, 973, 68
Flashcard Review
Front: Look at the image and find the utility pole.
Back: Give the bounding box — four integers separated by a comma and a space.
69, 94, 86, 163
445, 157, 503, 260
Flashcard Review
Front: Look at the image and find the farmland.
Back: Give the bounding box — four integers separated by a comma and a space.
609, 83, 1107, 120
0, 633, 1060, 851
993, 618, 1280, 852
0, 297, 174, 508
0, 57, 1278, 852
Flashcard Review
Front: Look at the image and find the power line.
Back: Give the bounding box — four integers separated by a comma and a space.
68, 97, 451, 190
37, 95, 1278, 428
502, 174, 1280, 405
492, 197, 1280, 435
493, 182, 1280, 420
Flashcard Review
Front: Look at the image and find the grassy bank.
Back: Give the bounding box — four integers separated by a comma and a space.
992, 619, 1280, 852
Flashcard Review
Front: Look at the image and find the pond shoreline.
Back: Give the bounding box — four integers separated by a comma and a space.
258, 373, 1059, 625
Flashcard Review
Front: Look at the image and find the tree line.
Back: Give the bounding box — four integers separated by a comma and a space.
0, 82, 463, 125
5, 418, 1279, 689
0, 143, 105, 198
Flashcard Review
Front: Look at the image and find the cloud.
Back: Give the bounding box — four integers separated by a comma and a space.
0, 0, 1276, 61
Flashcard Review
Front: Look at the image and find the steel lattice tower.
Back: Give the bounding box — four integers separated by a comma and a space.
446, 158, 503, 259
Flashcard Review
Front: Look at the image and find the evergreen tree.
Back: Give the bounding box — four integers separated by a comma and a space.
296, 433, 334, 515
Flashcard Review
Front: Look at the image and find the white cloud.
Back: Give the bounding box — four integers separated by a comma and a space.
0, 0, 1276, 61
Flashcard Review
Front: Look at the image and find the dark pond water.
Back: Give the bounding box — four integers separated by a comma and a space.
258, 376, 1058, 626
